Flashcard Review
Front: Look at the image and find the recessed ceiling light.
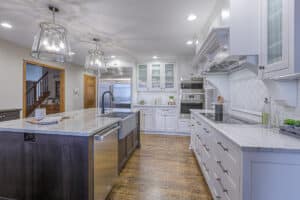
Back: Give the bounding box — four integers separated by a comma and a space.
152, 56, 158, 59
221, 9, 230, 20
187, 14, 197, 21
186, 40, 193, 45
111, 55, 116, 58
1, 22, 12, 29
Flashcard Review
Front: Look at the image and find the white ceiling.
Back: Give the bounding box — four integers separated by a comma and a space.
0, 0, 217, 66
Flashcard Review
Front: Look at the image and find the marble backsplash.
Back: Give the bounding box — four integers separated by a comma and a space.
228, 69, 300, 126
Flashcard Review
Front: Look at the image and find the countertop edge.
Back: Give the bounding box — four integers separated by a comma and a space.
190, 110, 300, 153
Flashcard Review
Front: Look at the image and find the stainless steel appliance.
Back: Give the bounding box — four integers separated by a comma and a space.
93, 124, 119, 200
98, 67, 132, 109
180, 79, 205, 116
180, 80, 204, 93
200, 113, 258, 125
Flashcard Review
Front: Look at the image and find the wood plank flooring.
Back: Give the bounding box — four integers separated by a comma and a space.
109, 134, 212, 200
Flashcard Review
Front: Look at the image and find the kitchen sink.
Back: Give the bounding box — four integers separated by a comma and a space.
100, 112, 137, 139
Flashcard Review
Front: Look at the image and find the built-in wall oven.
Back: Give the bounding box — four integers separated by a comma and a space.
180, 79, 204, 116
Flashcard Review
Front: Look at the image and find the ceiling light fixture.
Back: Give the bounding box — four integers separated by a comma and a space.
152, 56, 158, 59
187, 14, 197, 21
85, 38, 104, 69
31, 5, 71, 63
186, 40, 193, 45
111, 55, 116, 58
221, 9, 230, 20
0, 22, 12, 29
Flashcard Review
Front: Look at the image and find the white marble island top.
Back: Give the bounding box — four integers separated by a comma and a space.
191, 109, 300, 152
0, 108, 139, 137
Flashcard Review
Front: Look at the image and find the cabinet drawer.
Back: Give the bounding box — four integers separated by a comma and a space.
141, 108, 153, 115
212, 133, 240, 191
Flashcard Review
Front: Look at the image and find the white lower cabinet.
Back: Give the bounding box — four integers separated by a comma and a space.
136, 106, 178, 133
191, 113, 241, 200
139, 108, 154, 131
191, 111, 300, 200
155, 108, 177, 132
178, 118, 190, 133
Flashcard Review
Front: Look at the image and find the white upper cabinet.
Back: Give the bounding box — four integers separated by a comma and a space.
136, 63, 177, 91
150, 64, 162, 91
137, 64, 148, 91
260, 0, 300, 78
163, 64, 176, 91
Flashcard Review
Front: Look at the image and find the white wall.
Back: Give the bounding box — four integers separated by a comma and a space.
0, 39, 94, 115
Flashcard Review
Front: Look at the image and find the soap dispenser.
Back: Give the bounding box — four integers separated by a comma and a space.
262, 97, 272, 128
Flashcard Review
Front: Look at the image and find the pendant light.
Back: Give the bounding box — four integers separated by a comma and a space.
85, 38, 104, 69
31, 5, 71, 63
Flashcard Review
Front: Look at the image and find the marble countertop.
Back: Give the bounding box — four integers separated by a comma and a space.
0, 108, 139, 137
191, 109, 300, 152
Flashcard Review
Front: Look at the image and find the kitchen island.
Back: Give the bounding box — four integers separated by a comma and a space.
190, 109, 300, 200
0, 108, 140, 200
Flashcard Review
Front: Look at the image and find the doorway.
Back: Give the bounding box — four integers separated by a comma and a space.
84, 74, 97, 109
23, 60, 65, 118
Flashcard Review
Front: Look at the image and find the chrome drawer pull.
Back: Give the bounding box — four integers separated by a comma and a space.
217, 142, 228, 151
203, 162, 209, 172
216, 178, 228, 193
203, 144, 209, 152
217, 161, 228, 174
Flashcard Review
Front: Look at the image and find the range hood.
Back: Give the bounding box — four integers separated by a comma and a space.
99, 67, 132, 80
204, 54, 258, 74
194, 27, 259, 75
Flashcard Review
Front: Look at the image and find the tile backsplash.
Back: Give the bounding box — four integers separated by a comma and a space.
226, 69, 299, 126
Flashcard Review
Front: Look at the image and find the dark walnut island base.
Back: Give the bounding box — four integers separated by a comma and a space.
0, 108, 140, 200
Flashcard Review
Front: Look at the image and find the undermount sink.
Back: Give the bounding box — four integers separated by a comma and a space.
101, 112, 134, 119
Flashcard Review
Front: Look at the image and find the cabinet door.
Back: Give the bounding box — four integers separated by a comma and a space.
126, 132, 134, 156
24, 134, 89, 200
155, 109, 165, 131
144, 113, 154, 131
150, 64, 162, 91
261, 0, 289, 74
164, 64, 176, 91
165, 115, 177, 132
137, 64, 148, 91
0, 132, 24, 200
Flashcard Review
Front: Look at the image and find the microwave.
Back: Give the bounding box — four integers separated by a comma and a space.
180, 80, 203, 90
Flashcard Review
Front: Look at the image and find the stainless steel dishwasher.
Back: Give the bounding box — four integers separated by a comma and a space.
93, 123, 119, 200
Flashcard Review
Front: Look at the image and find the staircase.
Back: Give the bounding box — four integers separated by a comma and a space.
26, 72, 50, 117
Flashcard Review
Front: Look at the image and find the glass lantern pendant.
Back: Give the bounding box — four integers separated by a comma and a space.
85, 38, 104, 69
32, 6, 71, 63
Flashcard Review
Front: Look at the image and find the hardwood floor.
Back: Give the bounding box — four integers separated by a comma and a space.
109, 134, 212, 200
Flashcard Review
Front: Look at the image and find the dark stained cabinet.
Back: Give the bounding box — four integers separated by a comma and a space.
0, 109, 21, 122
0, 132, 24, 200
118, 112, 141, 173
23, 134, 89, 200
0, 132, 91, 200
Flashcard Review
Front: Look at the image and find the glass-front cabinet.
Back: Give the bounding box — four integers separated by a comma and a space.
164, 64, 175, 91
151, 64, 161, 90
137, 64, 148, 91
137, 63, 176, 91
260, 0, 296, 78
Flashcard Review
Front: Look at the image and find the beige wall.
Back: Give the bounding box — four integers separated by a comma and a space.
0, 39, 94, 115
